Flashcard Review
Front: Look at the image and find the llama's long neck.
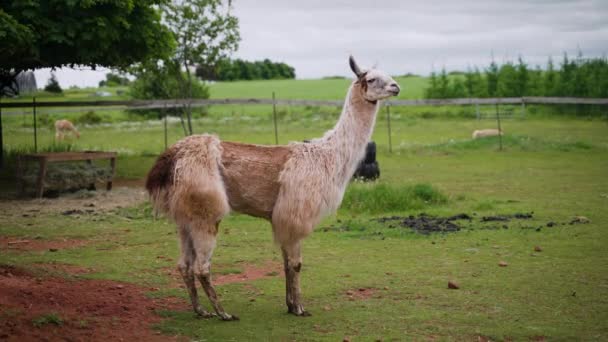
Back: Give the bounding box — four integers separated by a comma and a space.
322, 82, 379, 185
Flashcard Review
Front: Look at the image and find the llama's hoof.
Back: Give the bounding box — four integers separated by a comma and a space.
298, 310, 312, 317
219, 313, 239, 321
194, 307, 216, 319
288, 306, 311, 317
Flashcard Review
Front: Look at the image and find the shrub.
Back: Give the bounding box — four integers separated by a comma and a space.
99, 72, 130, 87
37, 113, 53, 127
44, 73, 62, 93
341, 183, 447, 214
129, 62, 210, 120
75, 111, 102, 125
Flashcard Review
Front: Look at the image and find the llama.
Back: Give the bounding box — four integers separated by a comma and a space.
472, 128, 503, 139
55, 119, 80, 140
145, 56, 400, 319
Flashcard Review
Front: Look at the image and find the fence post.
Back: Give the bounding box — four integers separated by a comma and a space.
0, 99, 3, 169
163, 102, 168, 151
476, 103, 480, 120
495, 103, 503, 151
521, 98, 526, 118
33, 96, 37, 153
272, 91, 278, 145
386, 104, 393, 153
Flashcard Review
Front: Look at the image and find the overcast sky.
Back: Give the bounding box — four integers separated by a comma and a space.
37, 0, 608, 88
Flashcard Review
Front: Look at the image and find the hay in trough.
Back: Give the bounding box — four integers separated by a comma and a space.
20, 162, 112, 194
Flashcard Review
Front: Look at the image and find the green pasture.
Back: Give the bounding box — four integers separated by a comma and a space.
208, 75, 429, 100
1, 77, 607, 340
3, 75, 427, 104
1, 111, 608, 340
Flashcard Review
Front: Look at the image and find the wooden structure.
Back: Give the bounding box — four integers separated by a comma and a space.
16, 151, 117, 198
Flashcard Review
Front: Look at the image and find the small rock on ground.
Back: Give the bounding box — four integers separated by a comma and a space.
448, 280, 460, 289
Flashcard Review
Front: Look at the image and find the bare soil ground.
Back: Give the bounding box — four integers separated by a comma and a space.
344, 287, 378, 301
0, 264, 187, 342
0, 186, 147, 217
0, 237, 88, 252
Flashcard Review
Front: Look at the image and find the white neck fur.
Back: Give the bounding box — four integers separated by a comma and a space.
320, 81, 379, 187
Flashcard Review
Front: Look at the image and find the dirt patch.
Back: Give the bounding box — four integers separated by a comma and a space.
0, 265, 186, 342
32, 263, 95, 276
374, 213, 473, 234
344, 287, 378, 300
0, 236, 88, 252
481, 212, 534, 222
372, 212, 560, 234
0, 186, 147, 217
214, 262, 283, 285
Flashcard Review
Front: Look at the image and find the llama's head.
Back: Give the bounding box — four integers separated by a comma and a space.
349, 56, 400, 102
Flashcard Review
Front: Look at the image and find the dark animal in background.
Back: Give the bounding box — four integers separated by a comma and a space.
352, 141, 379, 181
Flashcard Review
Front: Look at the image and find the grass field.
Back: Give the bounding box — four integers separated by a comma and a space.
1, 78, 607, 340
3, 75, 428, 103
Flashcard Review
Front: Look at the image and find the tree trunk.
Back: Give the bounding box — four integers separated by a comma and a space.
179, 112, 188, 136
184, 60, 194, 135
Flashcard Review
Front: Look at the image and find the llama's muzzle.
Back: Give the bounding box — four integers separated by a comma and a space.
389, 83, 400, 96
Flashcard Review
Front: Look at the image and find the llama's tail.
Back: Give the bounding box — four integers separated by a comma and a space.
145, 147, 177, 214
145, 134, 230, 225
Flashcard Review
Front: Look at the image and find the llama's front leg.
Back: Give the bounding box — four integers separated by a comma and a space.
190, 225, 239, 321
177, 226, 214, 318
282, 241, 310, 316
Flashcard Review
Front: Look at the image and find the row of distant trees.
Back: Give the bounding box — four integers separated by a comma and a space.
425, 54, 608, 99
99, 73, 130, 87
195, 58, 296, 81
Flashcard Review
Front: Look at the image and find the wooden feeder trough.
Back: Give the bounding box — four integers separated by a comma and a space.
15, 151, 117, 198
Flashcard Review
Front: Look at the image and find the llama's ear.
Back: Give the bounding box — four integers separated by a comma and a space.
349, 55, 362, 77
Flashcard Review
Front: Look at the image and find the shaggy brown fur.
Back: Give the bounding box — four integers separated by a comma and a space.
220, 142, 291, 219
145, 56, 400, 319
145, 147, 177, 202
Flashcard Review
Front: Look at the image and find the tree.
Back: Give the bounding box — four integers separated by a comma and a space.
197, 58, 296, 81
44, 73, 62, 93
424, 70, 439, 98
471, 67, 488, 98
437, 68, 451, 98
486, 59, 499, 97
527, 66, 543, 96
450, 78, 467, 98
544, 57, 558, 96
557, 53, 575, 96
497, 62, 518, 97
0, 0, 174, 96
99, 73, 131, 87
515, 57, 529, 97
162, 0, 240, 134
129, 61, 209, 133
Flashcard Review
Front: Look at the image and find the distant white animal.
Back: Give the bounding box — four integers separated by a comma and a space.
55, 119, 80, 140
472, 129, 503, 139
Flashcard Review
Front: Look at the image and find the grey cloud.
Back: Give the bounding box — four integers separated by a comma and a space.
234, 0, 608, 77
40, 0, 608, 87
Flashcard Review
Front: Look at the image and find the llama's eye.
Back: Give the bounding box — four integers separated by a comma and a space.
367, 78, 376, 83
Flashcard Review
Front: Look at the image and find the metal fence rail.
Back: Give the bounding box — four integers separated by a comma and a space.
1, 96, 606, 157
1, 96, 607, 110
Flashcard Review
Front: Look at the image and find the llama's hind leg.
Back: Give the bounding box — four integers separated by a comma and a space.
190, 222, 239, 321
282, 240, 310, 316
177, 225, 215, 318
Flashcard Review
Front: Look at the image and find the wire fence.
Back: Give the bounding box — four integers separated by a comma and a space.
1, 96, 607, 157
